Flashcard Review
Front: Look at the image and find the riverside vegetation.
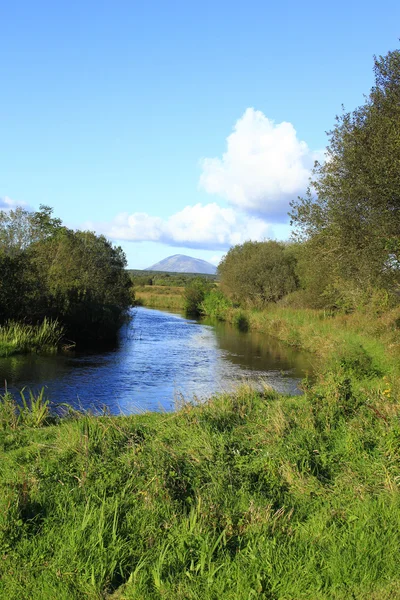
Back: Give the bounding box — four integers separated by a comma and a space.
0, 206, 132, 355
1, 351, 400, 598
1, 47, 400, 598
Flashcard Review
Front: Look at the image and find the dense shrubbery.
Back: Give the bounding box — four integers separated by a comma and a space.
0, 206, 132, 344
184, 277, 214, 315
200, 288, 232, 320
218, 240, 299, 309
211, 48, 400, 315
289, 49, 400, 311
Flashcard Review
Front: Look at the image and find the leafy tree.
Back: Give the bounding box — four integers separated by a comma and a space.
30, 229, 132, 340
0, 207, 132, 341
184, 278, 214, 315
290, 48, 400, 304
0, 205, 62, 257
218, 241, 298, 308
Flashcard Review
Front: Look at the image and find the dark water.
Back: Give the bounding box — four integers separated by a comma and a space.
0, 307, 313, 414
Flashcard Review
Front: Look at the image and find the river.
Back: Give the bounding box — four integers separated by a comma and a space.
0, 307, 313, 414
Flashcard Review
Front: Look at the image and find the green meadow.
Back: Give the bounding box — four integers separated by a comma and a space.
1, 303, 400, 599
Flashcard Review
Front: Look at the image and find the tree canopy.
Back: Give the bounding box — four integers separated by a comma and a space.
218, 240, 298, 308
0, 206, 132, 342
290, 48, 400, 306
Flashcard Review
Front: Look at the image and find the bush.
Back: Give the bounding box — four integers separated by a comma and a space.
0, 206, 132, 343
200, 289, 231, 320
184, 278, 214, 316
218, 240, 299, 308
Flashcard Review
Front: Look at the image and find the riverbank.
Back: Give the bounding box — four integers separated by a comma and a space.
135, 287, 400, 390
134, 285, 185, 310
0, 319, 65, 357
212, 304, 400, 380
2, 301, 400, 598
1, 378, 399, 599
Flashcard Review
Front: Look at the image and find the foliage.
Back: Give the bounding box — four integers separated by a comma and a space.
290, 48, 400, 307
1, 372, 400, 598
0, 206, 132, 343
218, 240, 299, 308
0, 204, 62, 257
232, 310, 249, 331
200, 289, 232, 320
0, 319, 64, 357
31, 229, 132, 340
184, 278, 214, 316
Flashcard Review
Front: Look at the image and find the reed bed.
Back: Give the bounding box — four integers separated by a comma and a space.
134, 285, 185, 310
0, 318, 65, 357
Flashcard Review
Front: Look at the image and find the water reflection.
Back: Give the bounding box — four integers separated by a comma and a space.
0, 307, 313, 415
206, 318, 313, 375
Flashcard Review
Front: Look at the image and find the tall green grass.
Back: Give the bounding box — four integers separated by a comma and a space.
1, 378, 400, 599
200, 299, 400, 389
0, 318, 65, 357
0, 386, 51, 429
134, 285, 185, 310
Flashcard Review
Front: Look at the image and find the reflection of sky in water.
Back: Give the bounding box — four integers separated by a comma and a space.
0, 307, 313, 415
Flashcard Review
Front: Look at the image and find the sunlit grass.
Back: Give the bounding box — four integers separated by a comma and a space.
134, 285, 185, 310
1, 377, 400, 598
2, 297, 400, 598
0, 318, 65, 357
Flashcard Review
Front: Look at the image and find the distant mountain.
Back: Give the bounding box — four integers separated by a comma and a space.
146, 254, 217, 274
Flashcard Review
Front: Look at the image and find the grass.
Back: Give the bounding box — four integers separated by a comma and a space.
0, 318, 65, 357
199, 300, 400, 392
134, 285, 185, 310
1, 373, 400, 599
2, 298, 400, 598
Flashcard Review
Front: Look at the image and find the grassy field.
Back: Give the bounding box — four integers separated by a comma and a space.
1, 374, 400, 599
2, 299, 400, 599
134, 285, 185, 311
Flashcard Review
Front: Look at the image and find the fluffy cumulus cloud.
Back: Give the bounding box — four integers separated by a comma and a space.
199, 108, 320, 221
94, 108, 319, 252
96, 203, 271, 251
0, 196, 29, 210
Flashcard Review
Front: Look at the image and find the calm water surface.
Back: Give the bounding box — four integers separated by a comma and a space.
0, 307, 313, 414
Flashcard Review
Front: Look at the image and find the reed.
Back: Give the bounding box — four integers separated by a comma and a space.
134, 285, 185, 310
0, 386, 51, 429
0, 318, 64, 357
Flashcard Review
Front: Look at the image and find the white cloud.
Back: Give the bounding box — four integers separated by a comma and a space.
209, 254, 223, 266
94, 203, 271, 251
0, 196, 29, 211
199, 108, 320, 221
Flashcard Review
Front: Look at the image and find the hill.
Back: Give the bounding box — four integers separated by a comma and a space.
146, 254, 217, 274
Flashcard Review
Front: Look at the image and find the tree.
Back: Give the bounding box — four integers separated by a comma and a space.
30, 229, 132, 340
0, 206, 132, 341
290, 48, 400, 304
184, 277, 214, 315
218, 241, 298, 308
0, 205, 62, 257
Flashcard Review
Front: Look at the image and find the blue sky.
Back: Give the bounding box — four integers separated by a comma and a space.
1, 0, 399, 268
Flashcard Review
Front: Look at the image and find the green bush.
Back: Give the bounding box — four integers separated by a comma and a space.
200, 289, 231, 320
184, 278, 214, 316
218, 240, 299, 308
0, 206, 132, 343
